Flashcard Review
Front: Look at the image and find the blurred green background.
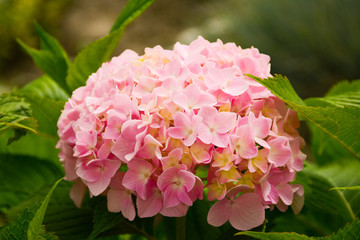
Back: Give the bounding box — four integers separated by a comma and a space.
0, 0, 359, 98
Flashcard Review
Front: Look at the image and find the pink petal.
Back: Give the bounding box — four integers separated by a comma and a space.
168, 127, 187, 139
87, 174, 112, 196
268, 137, 292, 167
173, 112, 191, 127
76, 164, 101, 183
157, 167, 179, 191
223, 77, 248, 96
177, 189, 193, 206
178, 170, 196, 191
207, 199, 232, 227
136, 194, 163, 218
214, 111, 236, 133
103, 160, 121, 179
160, 203, 189, 217
196, 122, 213, 145
107, 189, 125, 212
136, 180, 163, 218
260, 180, 278, 204
188, 176, 204, 201
111, 120, 147, 162
70, 181, 87, 208
277, 184, 294, 206
163, 187, 180, 208
212, 133, 229, 148
121, 195, 136, 221
197, 106, 217, 124
229, 193, 265, 231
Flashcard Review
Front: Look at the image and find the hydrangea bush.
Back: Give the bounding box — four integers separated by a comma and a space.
57, 36, 306, 230
2, 0, 360, 239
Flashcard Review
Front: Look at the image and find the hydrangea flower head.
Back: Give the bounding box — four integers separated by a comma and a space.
57, 36, 306, 231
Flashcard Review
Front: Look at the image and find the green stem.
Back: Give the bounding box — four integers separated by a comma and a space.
176, 217, 186, 240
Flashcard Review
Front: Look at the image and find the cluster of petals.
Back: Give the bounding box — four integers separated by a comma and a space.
57, 36, 306, 231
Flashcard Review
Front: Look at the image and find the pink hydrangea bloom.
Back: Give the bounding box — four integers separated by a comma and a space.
57, 36, 306, 231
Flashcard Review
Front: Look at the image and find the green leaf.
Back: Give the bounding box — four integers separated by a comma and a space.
14, 92, 65, 138
27, 178, 63, 240
0, 178, 63, 240
307, 122, 354, 165
42, 181, 94, 240
0, 130, 60, 166
237, 219, 360, 240
326, 219, 360, 240
306, 80, 360, 164
87, 199, 125, 240
250, 75, 360, 159
326, 80, 360, 97
110, 0, 155, 33
330, 186, 360, 191
0, 94, 37, 144
0, 154, 63, 215
66, 0, 155, 91
0, 204, 41, 240
312, 160, 360, 217
18, 75, 69, 101
236, 231, 313, 239
296, 167, 355, 223
17, 23, 71, 94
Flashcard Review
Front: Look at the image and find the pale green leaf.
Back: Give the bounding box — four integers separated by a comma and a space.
27, 178, 63, 240
326, 80, 360, 97
330, 186, 360, 191
19, 75, 69, 101
250, 75, 360, 159
17, 23, 71, 94
66, 0, 155, 91
0, 94, 37, 144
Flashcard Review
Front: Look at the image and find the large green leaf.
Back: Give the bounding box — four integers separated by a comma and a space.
237, 219, 360, 240
14, 92, 65, 138
0, 154, 63, 215
66, 0, 155, 91
250, 75, 360, 159
0, 178, 63, 240
0, 94, 37, 144
306, 80, 360, 165
18, 75, 69, 101
296, 167, 355, 223
0, 130, 60, 166
17, 23, 71, 94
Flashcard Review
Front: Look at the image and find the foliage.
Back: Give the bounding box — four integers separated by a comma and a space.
0, 0, 360, 239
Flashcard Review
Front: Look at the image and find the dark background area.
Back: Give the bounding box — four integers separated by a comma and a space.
1, 0, 359, 99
